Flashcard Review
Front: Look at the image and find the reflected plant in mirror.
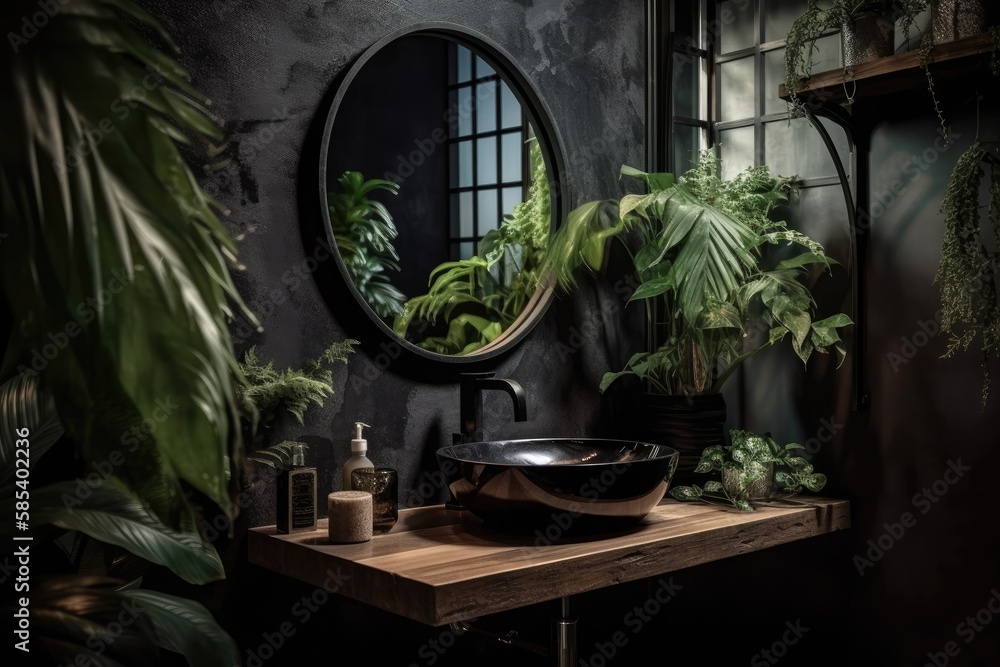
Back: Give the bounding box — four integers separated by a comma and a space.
328, 171, 407, 318
392, 138, 550, 354
319, 29, 562, 365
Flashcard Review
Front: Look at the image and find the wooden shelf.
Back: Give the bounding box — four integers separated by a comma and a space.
778, 32, 996, 105
248, 497, 850, 627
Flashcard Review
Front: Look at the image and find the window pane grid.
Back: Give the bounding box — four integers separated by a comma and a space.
668, 0, 710, 173
447, 44, 526, 259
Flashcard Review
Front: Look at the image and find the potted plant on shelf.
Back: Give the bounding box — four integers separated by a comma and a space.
784, 0, 927, 112
668, 429, 828, 512
926, 0, 988, 44
542, 151, 852, 481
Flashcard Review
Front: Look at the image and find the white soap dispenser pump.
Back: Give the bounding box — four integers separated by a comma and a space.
343, 421, 375, 491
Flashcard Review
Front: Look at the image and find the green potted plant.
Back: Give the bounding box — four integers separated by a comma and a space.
542, 151, 852, 481
784, 1, 925, 111
668, 429, 828, 512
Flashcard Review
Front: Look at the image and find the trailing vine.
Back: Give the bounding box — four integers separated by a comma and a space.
783, 1, 925, 116
919, 31, 950, 145
934, 142, 1000, 406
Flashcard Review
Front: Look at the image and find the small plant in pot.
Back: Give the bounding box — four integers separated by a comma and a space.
784, 1, 926, 112
542, 151, 852, 482
668, 430, 828, 512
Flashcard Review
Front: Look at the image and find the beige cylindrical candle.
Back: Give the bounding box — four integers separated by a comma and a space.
327, 491, 373, 544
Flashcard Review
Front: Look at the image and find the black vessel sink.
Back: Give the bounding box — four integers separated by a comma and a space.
436, 438, 679, 535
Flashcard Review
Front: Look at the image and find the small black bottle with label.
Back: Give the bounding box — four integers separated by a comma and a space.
276, 444, 317, 534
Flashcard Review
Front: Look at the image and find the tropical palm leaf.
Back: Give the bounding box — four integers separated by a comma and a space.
122, 589, 240, 667
23, 576, 162, 667
0, 0, 255, 529
541, 199, 623, 290
329, 170, 406, 318
0, 374, 64, 487
8, 482, 226, 585
10, 576, 237, 667
624, 175, 758, 323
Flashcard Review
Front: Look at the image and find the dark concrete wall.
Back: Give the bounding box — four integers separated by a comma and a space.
141, 1, 647, 664
725, 94, 1000, 665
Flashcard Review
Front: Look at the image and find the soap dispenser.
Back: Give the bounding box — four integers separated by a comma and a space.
343, 422, 375, 491
276, 443, 317, 534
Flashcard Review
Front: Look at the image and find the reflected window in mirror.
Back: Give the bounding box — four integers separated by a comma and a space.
447, 45, 529, 262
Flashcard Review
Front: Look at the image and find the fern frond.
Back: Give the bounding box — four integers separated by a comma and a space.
246, 441, 308, 470
236, 340, 356, 424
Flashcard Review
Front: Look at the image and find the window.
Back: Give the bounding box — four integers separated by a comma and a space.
447, 44, 529, 261
669, 0, 711, 173
663, 0, 857, 419
712, 0, 849, 188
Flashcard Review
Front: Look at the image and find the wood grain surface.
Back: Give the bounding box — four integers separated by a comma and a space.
248, 497, 850, 626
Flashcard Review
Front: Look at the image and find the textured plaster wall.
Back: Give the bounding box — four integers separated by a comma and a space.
140, 2, 648, 664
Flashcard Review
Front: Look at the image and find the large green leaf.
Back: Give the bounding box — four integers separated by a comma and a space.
122, 590, 239, 667
698, 298, 743, 330
776, 251, 833, 271
620, 165, 675, 191
771, 295, 812, 349
542, 199, 622, 289
657, 184, 757, 323
810, 314, 852, 367
0, 0, 251, 526
329, 170, 405, 318
0, 374, 64, 485
27, 576, 162, 667
24, 483, 225, 585
627, 276, 673, 303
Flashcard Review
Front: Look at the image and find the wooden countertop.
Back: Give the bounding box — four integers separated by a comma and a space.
248, 497, 850, 627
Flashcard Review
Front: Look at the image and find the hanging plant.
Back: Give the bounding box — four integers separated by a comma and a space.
934, 141, 1000, 405
918, 31, 952, 144
783, 1, 924, 115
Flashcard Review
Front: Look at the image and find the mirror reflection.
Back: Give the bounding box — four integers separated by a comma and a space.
326, 35, 554, 356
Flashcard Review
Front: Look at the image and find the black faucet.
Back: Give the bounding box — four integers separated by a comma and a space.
456, 372, 527, 443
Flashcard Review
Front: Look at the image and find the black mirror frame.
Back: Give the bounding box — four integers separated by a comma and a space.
309, 22, 567, 380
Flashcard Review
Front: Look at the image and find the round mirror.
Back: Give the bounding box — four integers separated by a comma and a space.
318, 25, 563, 367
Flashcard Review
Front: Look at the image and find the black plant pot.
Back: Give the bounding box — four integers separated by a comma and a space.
627, 392, 727, 487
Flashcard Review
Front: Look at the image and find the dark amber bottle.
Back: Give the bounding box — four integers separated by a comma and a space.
276, 444, 316, 533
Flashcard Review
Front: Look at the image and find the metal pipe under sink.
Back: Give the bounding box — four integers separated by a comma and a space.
553, 597, 578, 667
448, 596, 578, 667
